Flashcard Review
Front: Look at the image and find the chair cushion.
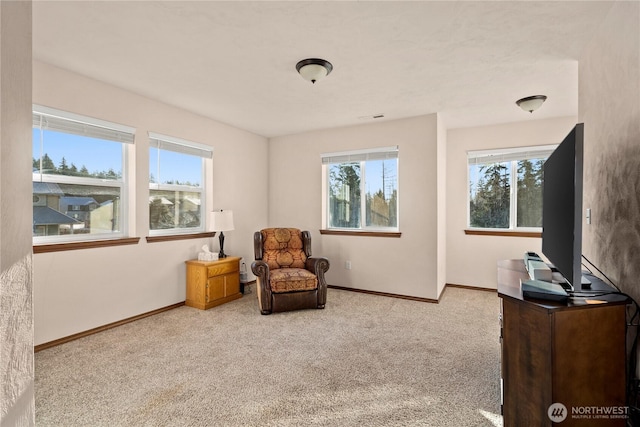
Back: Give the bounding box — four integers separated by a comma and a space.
261, 228, 307, 270
269, 268, 318, 293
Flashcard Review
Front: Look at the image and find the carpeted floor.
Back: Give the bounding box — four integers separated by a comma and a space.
35, 286, 503, 426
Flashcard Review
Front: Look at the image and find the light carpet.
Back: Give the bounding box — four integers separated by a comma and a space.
35, 286, 503, 426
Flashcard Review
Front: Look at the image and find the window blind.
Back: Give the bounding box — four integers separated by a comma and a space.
33, 105, 135, 144
148, 132, 213, 159
468, 145, 557, 166
321, 145, 398, 164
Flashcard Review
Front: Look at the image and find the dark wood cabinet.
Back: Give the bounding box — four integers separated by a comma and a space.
498, 260, 628, 426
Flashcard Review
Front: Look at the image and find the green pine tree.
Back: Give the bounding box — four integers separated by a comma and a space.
470, 163, 510, 228
41, 153, 56, 173
59, 157, 70, 174
517, 159, 543, 227
329, 163, 361, 228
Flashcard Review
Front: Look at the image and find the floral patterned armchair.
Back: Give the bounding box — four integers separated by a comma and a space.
251, 228, 330, 315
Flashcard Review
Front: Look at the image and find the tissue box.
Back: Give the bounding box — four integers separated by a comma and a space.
198, 252, 218, 261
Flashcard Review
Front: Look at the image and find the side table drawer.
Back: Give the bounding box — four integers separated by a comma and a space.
207, 262, 238, 277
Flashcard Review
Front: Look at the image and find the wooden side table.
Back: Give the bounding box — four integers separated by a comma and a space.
185, 256, 242, 310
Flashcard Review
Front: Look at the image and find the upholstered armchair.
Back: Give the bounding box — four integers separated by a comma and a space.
252, 228, 330, 315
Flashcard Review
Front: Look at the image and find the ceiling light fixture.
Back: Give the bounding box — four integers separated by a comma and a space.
296, 58, 333, 84
516, 95, 548, 113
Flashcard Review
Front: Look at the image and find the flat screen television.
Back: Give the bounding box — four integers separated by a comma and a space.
542, 123, 587, 290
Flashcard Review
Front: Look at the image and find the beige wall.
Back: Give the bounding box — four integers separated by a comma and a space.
0, 2, 34, 425
1, 2, 635, 420
436, 115, 447, 296
579, 1, 640, 302
446, 117, 577, 289
268, 114, 443, 300
32, 62, 269, 345
25, 0, 639, 351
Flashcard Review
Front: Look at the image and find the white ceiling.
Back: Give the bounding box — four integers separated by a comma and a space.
32, 1, 614, 138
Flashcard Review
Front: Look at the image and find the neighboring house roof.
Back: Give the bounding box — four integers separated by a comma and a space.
60, 196, 98, 207
33, 181, 64, 196
56, 183, 120, 197
33, 206, 82, 225
184, 196, 201, 206
149, 196, 173, 205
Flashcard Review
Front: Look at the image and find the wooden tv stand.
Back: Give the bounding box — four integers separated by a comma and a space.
498, 259, 628, 426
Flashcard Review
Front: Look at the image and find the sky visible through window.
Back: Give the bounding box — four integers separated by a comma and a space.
33, 129, 202, 185
364, 160, 397, 196
150, 147, 201, 185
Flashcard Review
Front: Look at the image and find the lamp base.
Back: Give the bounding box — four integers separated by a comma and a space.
218, 231, 227, 258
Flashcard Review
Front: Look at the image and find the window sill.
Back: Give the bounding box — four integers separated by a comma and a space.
464, 229, 541, 238
33, 232, 217, 252
146, 232, 215, 243
33, 237, 141, 254
320, 229, 401, 238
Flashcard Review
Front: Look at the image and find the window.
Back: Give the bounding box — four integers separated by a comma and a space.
467, 145, 557, 230
32, 106, 134, 243
148, 132, 212, 235
322, 146, 399, 231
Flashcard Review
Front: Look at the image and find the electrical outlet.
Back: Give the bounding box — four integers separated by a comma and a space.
345, 260, 351, 270
586, 208, 591, 225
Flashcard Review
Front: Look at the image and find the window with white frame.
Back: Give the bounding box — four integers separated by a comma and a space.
148, 132, 212, 235
322, 146, 399, 231
467, 145, 557, 230
32, 106, 134, 243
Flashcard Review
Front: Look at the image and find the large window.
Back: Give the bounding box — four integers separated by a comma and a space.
322, 146, 399, 231
32, 106, 134, 243
467, 145, 556, 230
148, 132, 212, 235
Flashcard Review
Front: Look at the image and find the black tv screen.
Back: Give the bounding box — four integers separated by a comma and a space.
542, 123, 585, 290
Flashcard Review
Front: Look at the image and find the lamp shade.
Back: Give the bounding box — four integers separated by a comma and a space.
296, 58, 333, 84
516, 95, 547, 113
211, 210, 234, 232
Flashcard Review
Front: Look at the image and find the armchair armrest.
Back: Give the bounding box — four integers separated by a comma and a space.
252, 260, 272, 315
306, 257, 330, 286
306, 256, 329, 309
253, 231, 264, 260
251, 259, 270, 278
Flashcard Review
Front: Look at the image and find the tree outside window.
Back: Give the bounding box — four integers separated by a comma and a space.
468, 146, 554, 230
329, 162, 361, 228
517, 159, 544, 227
324, 147, 398, 231
469, 162, 510, 228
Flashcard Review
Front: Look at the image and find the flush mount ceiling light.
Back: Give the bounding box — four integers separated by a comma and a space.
516, 95, 548, 113
296, 58, 333, 84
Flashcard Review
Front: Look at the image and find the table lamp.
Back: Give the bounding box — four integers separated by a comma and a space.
211, 210, 234, 258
